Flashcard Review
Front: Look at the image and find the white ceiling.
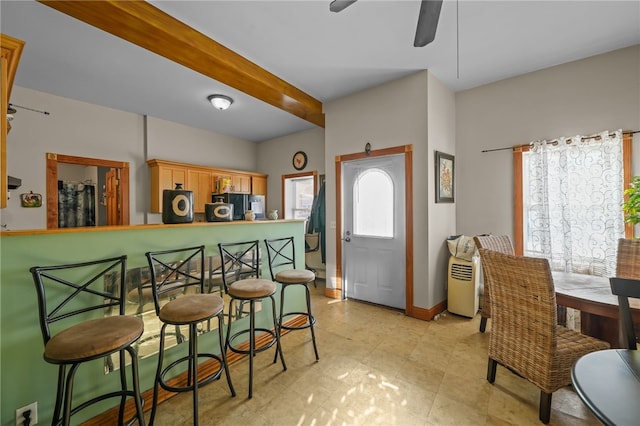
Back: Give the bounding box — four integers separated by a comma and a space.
2, 0, 639, 142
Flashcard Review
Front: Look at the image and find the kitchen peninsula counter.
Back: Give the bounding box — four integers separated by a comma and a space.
0, 218, 303, 236
0, 219, 306, 424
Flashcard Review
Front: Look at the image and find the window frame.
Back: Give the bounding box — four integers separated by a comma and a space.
352, 167, 394, 238
281, 171, 318, 220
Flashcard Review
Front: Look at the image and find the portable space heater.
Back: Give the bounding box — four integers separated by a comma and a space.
447, 256, 480, 318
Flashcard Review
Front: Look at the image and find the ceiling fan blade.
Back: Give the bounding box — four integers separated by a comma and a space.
330, 0, 358, 13
414, 0, 443, 47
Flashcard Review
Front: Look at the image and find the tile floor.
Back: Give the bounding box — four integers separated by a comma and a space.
150, 280, 600, 425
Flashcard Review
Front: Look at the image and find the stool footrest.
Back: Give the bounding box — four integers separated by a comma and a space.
227, 328, 277, 355
280, 312, 316, 331
68, 389, 141, 424
159, 353, 224, 393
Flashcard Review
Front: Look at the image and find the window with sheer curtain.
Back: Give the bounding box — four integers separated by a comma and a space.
514, 129, 632, 277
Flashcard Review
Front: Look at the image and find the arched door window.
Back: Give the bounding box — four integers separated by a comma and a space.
353, 168, 393, 238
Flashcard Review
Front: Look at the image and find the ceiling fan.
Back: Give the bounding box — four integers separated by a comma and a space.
330, 0, 443, 47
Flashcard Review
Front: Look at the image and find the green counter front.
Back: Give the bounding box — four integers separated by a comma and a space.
0, 220, 306, 425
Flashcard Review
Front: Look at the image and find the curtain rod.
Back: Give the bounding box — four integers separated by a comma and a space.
481, 130, 639, 153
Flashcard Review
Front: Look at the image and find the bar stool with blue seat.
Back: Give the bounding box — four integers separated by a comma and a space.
30, 255, 145, 426
145, 245, 235, 424
265, 236, 319, 361
218, 240, 286, 398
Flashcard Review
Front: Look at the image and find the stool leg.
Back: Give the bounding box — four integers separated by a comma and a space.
305, 284, 319, 361
150, 324, 168, 425
217, 313, 236, 396
274, 284, 287, 363
53, 365, 66, 425
190, 324, 199, 425
270, 294, 287, 371
63, 364, 80, 426
224, 297, 234, 359
248, 300, 255, 399
125, 346, 146, 426
117, 351, 128, 425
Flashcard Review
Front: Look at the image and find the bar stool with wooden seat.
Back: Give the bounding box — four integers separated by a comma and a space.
265, 236, 319, 361
218, 240, 286, 398
145, 245, 235, 424
30, 255, 145, 426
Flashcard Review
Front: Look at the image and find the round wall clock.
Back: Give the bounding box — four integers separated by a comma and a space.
292, 151, 308, 170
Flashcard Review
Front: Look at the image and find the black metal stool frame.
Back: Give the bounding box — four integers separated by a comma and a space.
146, 245, 235, 425
218, 240, 287, 398
265, 237, 319, 361
30, 255, 145, 426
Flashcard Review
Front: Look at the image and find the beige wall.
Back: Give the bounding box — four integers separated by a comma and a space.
256, 127, 325, 213
324, 70, 455, 311
456, 45, 640, 239
426, 72, 457, 307
4, 86, 145, 230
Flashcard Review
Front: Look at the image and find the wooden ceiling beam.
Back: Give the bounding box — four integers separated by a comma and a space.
39, 0, 325, 128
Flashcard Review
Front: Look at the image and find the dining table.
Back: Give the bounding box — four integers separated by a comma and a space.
552, 271, 640, 348
571, 349, 640, 425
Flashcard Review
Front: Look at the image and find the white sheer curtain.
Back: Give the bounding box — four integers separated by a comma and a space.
523, 129, 624, 276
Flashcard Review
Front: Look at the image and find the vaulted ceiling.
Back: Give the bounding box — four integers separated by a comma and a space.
2, 1, 639, 142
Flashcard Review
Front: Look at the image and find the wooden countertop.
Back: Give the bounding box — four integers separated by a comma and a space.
0, 219, 304, 237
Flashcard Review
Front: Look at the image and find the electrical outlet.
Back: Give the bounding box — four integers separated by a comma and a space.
16, 402, 37, 426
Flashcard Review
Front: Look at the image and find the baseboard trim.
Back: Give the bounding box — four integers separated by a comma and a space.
324, 288, 341, 299
410, 300, 447, 321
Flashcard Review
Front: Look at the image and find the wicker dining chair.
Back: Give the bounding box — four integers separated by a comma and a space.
478, 249, 610, 424
473, 235, 515, 332
616, 238, 640, 279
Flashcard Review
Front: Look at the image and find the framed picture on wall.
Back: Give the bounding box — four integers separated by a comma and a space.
435, 151, 454, 203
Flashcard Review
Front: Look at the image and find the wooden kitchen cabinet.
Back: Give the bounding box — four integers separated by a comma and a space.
213, 173, 251, 193
148, 159, 267, 213
251, 175, 267, 196
187, 169, 213, 213
231, 174, 251, 193
148, 159, 188, 213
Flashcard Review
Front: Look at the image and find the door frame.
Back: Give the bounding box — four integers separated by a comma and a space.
46, 153, 130, 229
335, 144, 414, 317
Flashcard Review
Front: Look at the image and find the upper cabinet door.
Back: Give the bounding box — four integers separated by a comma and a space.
187, 169, 213, 213
251, 176, 267, 196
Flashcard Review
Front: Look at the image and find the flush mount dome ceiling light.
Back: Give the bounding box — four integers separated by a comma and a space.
207, 94, 234, 110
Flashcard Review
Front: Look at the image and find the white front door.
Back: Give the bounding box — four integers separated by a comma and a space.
342, 154, 406, 309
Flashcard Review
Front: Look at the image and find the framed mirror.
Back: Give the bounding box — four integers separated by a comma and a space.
46, 153, 130, 229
